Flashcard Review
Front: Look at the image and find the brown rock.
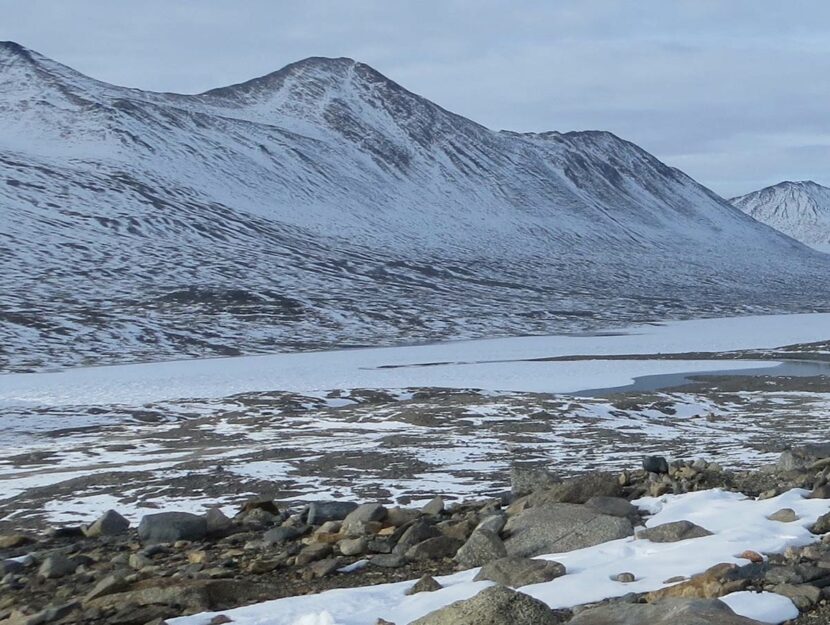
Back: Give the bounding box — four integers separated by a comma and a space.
646, 563, 747, 601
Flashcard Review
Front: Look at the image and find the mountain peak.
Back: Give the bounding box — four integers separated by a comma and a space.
731, 180, 830, 252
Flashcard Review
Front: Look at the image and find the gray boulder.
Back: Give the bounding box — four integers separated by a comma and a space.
637, 520, 713, 543
811, 511, 830, 534
808, 484, 830, 499
528, 473, 621, 506
474, 556, 566, 587
504, 503, 633, 557
411, 585, 565, 625
405, 536, 463, 561
341, 503, 387, 535
643, 455, 670, 474
569, 598, 765, 624
306, 501, 359, 525
263, 525, 302, 545
38, 554, 79, 579
421, 496, 445, 516
510, 464, 559, 496
585, 496, 637, 519
778, 443, 830, 471
138, 511, 207, 544
205, 508, 233, 536
394, 519, 441, 554
83, 509, 130, 537
454, 529, 507, 568
475, 513, 507, 534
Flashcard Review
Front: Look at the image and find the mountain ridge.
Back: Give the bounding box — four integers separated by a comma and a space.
1, 41, 828, 372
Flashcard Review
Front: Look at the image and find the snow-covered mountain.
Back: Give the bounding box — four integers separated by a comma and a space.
2, 41, 829, 372
731, 181, 830, 253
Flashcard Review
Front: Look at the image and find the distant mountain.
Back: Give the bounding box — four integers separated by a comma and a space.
1, 41, 829, 372
731, 181, 830, 252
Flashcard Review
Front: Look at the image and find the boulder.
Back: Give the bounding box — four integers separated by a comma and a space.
504, 503, 633, 557
510, 464, 559, 496
405, 536, 463, 561
410, 585, 565, 625
341, 503, 387, 535
643, 455, 670, 474
38, 554, 79, 579
338, 536, 368, 556
0, 533, 33, 549
205, 508, 233, 536
138, 512, 207, 544
646, 563, 748, 601
394, 520, 441, 554
585, 496, 638, 519
421, 496, 445, 516
474, 556, 566, 587
454, 529, 507, 568
778, 443, 830, 471
475, 513, 507, 535
637, 520, 713, 543
306, 501, 359, 525
528, 473, 621, 506
83, 509, 130, 537
808, 484, 830, 499
263, 525, 303, 545
570, 598, 765, 624
811, 511, 830, 534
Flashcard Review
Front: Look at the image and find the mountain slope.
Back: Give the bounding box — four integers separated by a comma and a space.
1, 41, 829, 372
731, 181, 830, 252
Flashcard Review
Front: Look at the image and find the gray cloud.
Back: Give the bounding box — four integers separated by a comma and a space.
2, 0, 829, 196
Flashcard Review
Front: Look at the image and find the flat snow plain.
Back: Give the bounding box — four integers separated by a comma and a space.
3, 313, 830, 407
170, 489, 827, 625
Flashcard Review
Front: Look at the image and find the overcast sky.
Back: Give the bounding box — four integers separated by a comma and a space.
3, 0, 828, 197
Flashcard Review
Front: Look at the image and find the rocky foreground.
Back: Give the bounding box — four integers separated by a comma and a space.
1, 445, 830, 625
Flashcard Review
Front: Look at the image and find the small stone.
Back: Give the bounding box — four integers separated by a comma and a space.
613, 572, 636, 583
405, 574, 443, 595
246, 558, 281, 574
188, 550, 209, 564
209, 616, 233, 625
83, 509, 130, 537
643, 455, 670, 474
421, 496, 444, 516
307, 557, 342, 578
737, 550, 764, 563
767, 508, 798, 523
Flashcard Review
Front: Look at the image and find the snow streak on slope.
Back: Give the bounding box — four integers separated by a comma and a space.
731, 181, 830, 252
1, 41, 829, 372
